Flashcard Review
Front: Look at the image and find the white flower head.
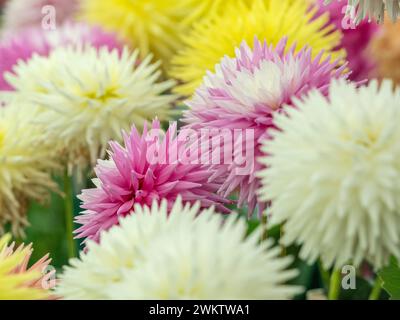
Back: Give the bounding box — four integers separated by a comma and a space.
258, 79, 400, 270
6, 45, 176, 170
56, 197, 301, 299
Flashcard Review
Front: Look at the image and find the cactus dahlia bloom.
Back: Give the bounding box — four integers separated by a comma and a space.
324, 0, 400, 23
0, 234, 55, 300
75, 120, 230, 243
58, 198, 300, 299
6, 45, 176, 170
0, 22, 122, 91
258, 79, 400, 270
2, 0, 78, 33
183, 37, 349, 217
0, 103, 57, 236
170, 0, 345, 96
79, 0, 243, 68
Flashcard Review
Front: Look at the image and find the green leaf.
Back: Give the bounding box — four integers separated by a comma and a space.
379, 257, 400, 300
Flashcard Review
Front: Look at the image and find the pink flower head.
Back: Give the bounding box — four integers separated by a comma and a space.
315, 0, 379, 81
0, 22, 122, 91
2, 0, 78, 34
75, 120, 230, 243
184, 37, 350, 217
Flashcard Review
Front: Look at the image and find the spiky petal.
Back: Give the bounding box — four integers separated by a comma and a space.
184, 37, 349, 217
0, 234, 55, 300
58, 198, 300, 299
0, 22, 122, 91
75, 120, 230, 243
258, 79, 400, 269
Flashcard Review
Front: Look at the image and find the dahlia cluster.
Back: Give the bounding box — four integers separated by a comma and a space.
0, 0, 399, 302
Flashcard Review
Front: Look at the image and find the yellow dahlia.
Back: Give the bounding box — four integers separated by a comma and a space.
6, 45, 176, 170
170, 0, 345, 96
0, 234, 55, 300
0, 102, 56, 236
79, 0, 242, 68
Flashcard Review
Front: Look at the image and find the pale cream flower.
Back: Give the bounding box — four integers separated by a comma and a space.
6, 45, 176, 170
57, 198, 300, 299
258, 79, 400, 270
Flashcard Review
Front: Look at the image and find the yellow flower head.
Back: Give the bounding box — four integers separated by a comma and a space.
170, 0, 345, 96
0, 234, 54, 300
79, 0, 244, 68
0, 102, 57, 236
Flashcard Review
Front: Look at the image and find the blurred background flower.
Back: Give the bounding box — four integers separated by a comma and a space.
0, 234, 55, 299
0, 102, 57, 236
58, 198, 300, 299
370, 19, 400, 86
170, 0, 345, 96
5, 46, 176, 171
324, 0, 400, 23
78, 0, 243, 69
2, 0, 78, 34
314, 0, 379, 81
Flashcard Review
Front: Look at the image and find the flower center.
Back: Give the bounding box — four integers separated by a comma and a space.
84, 87, 120, 103
0, 127, 5, 149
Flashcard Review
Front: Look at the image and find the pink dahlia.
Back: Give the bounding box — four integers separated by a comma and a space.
2, 0, 78, 34
0, 22, 122, 91
315, 0, 379, 81
75, 120, 230, 243
184, 37, 350, 217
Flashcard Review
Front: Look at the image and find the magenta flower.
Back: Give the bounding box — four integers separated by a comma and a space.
75, 120, 230, 243
315, 0, 379, 81
184, 37, 349, 217
0, 22, 122, 91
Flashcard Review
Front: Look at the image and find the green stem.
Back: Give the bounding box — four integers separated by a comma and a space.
280, 225, 286, 256
369, 277, 383, 300
328, 269, 342, 300
64, 170, 77, 259
260, 215, 268, 242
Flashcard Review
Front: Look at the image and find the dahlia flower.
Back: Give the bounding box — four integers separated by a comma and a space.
75, 120, 230, 243
0, 234, 55, 299
0, 22, 122, 91
258, 79, 400, 270
324, 0, 400, 23
0, 103, 57, 236
170, 0, 345, 96
58, 198, 300, 299
184, 37, 349, 217
2, 0, 78, 34
315, 0, 379, 81
6, 45, 176, 170
370, 20, 400, 86
79, 0, 239, 68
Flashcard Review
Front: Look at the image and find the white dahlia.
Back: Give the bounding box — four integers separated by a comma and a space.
6, 45, 176, 170
0, 102, 57, 236
56, 198, 300, 299
258, 79, 400, 270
